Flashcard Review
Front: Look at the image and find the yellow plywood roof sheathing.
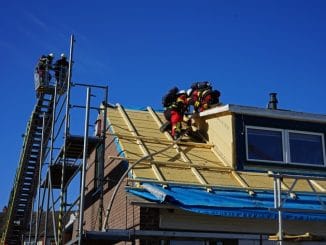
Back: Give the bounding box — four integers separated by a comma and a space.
147, 106, 212, 192
106, 106, 326, 195
148, 106, 253, 195
106, 132, 213, 148
268, 171, 326, 195
116, 104, 166, 184
108, 156, 232, 172
309, 180, 326, 192
127, 178, 231, 190
230, 171, 255, 196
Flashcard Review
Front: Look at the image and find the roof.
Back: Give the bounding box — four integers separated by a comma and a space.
106, 104, 326, 220
200, 104, 326, 124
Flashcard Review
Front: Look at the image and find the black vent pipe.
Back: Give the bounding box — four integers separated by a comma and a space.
268, 92, 278, 110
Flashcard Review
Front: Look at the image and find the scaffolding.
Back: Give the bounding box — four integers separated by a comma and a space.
268, 171, 326, 244
1, 35, 108, 245
32, 37, 108, 245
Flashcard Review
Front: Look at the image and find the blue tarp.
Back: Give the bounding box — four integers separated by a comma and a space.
127, 183, 326, 221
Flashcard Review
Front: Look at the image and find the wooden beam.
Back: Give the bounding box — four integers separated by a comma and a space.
106, 132, 214, 148
117, 104, 166, 183
127, 177, 273, 192
230, 171, 255, 196
108, 155, 232, 172
309, 180, 326, 192
147, 106, 212, 192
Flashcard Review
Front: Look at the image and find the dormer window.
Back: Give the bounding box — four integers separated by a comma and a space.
246, 126, 326, 167
246, 127, 284, 162
288, 131, 325, 165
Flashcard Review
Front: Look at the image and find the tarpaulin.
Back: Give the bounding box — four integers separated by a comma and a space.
127, 183, 326, 221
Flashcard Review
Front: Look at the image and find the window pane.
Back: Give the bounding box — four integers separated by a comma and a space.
289, 132, 324, 165
247, 128, 283, 162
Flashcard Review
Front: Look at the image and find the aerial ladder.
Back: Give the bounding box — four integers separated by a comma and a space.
1, 68, 56, 245
2, 35, 108, 245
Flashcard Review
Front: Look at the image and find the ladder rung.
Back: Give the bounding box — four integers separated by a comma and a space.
28, 157, 38, 161
22, 183, 32, 188
29, 152, 39, 157
20, 192, 30, 196
24, 172, 35, 176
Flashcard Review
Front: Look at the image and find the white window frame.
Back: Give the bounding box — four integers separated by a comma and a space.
286, 129, 326, 167
245, 126, 285, 164
245, 126, 326, 167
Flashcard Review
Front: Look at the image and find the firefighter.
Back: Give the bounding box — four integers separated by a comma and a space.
163, 89, 189, 140
54, 53, 69, 89
44, 53, 54, 84
34, 53, 54, 91
188, 81, 221, 113
35, 55, 47, 86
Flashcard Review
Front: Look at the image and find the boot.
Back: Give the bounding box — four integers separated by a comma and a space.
173, 132, 181, 140
160, 121, 171, 133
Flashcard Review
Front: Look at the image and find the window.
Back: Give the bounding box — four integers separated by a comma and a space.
246, 126, 326, 167
289, 132, 324, 165
247, 128, 283, 162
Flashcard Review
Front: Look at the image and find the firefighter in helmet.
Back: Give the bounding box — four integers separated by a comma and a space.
163, 89, 189, 140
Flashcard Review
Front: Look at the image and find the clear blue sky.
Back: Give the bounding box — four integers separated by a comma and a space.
1, 0, 326, 208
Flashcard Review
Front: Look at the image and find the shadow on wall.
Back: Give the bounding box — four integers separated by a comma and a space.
193, 114, 209, 141
84, 160, 128, 210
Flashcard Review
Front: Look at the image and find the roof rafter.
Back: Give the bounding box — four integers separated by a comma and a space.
147, 106, 212, 192
116, 104, 166, 184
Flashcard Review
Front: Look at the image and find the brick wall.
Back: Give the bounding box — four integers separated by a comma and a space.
83, 133, 145, 242
81, 120, 163, 244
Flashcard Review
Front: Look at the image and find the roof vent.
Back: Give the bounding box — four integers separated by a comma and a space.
267, 92, 278, 110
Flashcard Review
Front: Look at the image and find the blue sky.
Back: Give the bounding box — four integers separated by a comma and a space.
1, 0, 326, 208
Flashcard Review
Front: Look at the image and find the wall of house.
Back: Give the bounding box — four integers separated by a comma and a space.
83, 133, 146, 244
234, 113, 326, 174
198, 112, 235, 168
159, 208, 326, 243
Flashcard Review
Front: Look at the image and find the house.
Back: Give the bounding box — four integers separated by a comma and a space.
79, 98, 326, 245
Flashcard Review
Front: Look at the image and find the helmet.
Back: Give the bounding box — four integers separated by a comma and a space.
177, 90, 186, 95
61, 53, 66, 58
48, 53, 54, 57
187, 88, 193, 96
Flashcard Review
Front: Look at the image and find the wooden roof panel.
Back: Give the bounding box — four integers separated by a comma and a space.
132, 164, 157, 179
314, 180, 326, 190
237, 172, 274, 190
182, 146, 225, 168
199, 170, 239, 187
106, 106, 326, 194
159, 166, 199, 183
283, 178, 317, 192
